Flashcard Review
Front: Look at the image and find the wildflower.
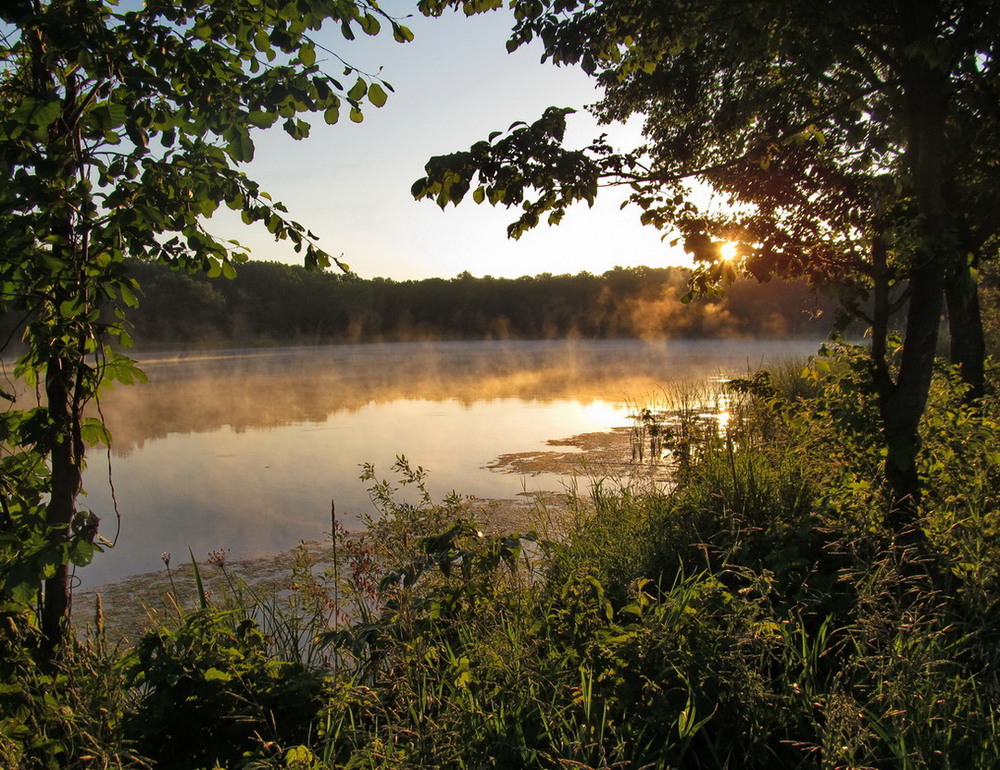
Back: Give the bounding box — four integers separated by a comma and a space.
162, 552, 177, 596
208, 548, 228, 567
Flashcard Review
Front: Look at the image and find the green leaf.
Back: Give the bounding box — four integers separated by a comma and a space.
368, 82, 388, 108
393, 24, 414, 43
69, 539, 98, 568
21, 98, 62, 133
299, 45, 316, 67
80, 417, 111, 446
59, 297, 85, 318
348, 77, 367, 101
102, 353, 149, 386
94, 102, 128, 130
9, 576, 40, 607
247, 111, 276, 128
349, 107, 364, 123
226, 130, 255, 162
203, 667, 233, 682
190, 548, 208, 609
119, 282, 140, 308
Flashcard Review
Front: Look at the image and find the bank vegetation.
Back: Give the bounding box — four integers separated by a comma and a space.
3, 344, 998, 768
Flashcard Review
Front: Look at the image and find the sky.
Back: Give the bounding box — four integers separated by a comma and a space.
209, 0, 693, 281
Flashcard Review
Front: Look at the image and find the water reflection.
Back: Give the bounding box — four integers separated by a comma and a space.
98, 339, 810, 455
76, 339, 822, 588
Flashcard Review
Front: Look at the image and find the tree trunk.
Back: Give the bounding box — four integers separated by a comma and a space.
945, 259, 985, 400
880, 267, 943, 536
40, 354, 82, 658
868, 229, 892, 393
880, 20, 950, 540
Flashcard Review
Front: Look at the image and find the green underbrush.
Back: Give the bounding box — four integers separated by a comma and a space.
2, 343, 998, 768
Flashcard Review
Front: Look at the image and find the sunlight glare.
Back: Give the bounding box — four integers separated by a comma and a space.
719, 241, 739, 262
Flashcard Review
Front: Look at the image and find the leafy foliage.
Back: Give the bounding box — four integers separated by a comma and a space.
412, 0, 1000, 521
416, 0, 999, 295
0, 606, 146, 769
0, 0, 407, 648
122, 608, 327, 769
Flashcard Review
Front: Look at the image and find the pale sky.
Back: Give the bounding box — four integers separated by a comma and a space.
210, 1, 692, 280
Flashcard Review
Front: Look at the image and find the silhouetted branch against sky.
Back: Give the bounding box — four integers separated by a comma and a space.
207, 0, 687, 279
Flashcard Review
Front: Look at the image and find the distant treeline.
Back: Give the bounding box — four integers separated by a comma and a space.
118, 262, 842, 346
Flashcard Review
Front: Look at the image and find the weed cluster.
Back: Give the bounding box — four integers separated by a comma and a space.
2, 344, 998, 768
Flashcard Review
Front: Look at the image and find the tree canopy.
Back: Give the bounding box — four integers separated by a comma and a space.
413, 0, 1000, 533
0, 0, 411, 651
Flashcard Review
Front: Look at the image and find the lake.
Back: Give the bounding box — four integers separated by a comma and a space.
78, 338, 824, 588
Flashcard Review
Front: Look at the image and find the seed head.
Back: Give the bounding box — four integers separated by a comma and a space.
208, 548, 228, 567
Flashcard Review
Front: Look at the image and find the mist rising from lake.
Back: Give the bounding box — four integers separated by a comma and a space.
79, 339, 823, 588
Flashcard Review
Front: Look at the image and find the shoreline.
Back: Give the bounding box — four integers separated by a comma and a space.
75, 422, 674, 643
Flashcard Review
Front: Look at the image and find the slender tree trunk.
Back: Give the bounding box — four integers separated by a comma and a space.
28, 16, 92, 655
945, 259, 985, 400
869, 230, 892, 392
40, 353, 83, 657
879, 21, 951, 539
880, 267, 944, 535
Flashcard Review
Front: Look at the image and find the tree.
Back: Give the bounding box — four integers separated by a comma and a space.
412, 0, 1000, 538
0, 0, 411, 654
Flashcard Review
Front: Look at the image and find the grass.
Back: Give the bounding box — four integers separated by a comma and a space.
3, 343, 1000, 768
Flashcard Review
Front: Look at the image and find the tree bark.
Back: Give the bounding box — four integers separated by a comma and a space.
880, 266, 944, 535
945, 259, 985, 400
880, 14, 951, 538
40, 354, 82, 658
868, 228, 893, 394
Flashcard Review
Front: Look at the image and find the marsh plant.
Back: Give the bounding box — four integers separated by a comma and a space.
627, 382, 731, 475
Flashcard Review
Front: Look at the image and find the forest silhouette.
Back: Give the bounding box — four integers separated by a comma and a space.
114, 261, 842, 347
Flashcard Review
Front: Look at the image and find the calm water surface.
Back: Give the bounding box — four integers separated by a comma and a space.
79, 339, 823, 587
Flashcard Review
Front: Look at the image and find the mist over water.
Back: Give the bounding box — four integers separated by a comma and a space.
78, 339, 823, 588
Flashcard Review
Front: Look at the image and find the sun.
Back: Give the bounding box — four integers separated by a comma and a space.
719, 241, 739, 262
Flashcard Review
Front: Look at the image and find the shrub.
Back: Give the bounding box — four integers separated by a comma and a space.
122, 607, 326, 769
